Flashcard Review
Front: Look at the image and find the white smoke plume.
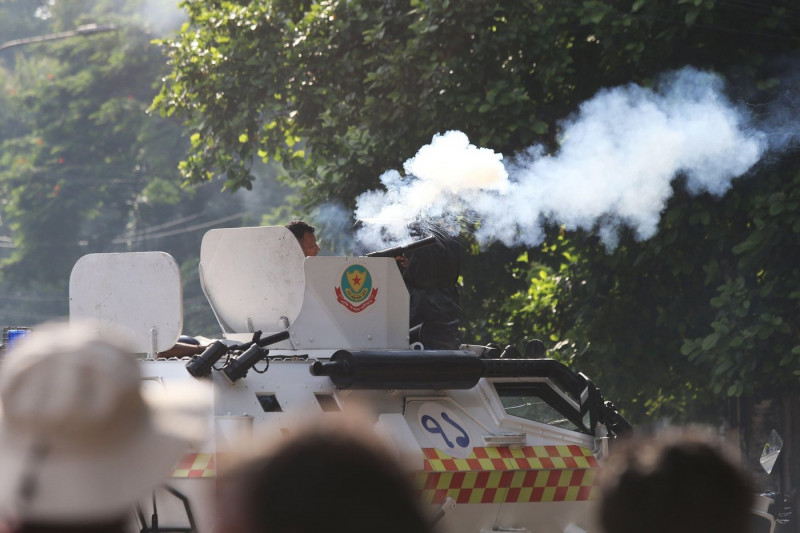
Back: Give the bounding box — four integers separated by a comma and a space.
354, 66, 778, 250
140, 0, 187, 36
309, 202, 355, 255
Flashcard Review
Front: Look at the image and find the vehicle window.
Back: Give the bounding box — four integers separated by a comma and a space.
494, 382, 585, 433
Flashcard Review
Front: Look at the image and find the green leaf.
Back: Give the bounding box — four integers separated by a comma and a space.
757, 78, 780, 90
532, 120, 548, 135
702, 333, 719, 350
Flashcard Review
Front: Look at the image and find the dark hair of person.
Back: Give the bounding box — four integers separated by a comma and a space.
285, 220, 316, 241
223, 426, 434, 533
597, 426, 755, 533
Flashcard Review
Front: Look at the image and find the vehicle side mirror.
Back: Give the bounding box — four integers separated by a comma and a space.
760, 429, 783, 475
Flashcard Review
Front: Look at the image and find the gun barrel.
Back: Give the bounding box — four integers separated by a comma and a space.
310, 349, 484, 389
365, 235, 437, 258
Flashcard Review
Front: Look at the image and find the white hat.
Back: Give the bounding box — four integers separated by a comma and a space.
0, 321, 210, 523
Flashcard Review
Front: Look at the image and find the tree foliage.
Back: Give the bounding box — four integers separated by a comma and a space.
680, 160, 800, 400
156, 0, 797, 195
0, 0, 254, 334
154, 0, 598, 196
1, 2, 183, 286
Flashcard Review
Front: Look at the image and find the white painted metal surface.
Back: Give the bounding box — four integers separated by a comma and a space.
199, 226, 305, 335
289, 256, 410, 349
69, 251, 182, 356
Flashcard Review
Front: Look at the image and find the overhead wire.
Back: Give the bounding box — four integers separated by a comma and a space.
1, 213, 245, 248
112, 212, 204, 242
111, 213, 245, 244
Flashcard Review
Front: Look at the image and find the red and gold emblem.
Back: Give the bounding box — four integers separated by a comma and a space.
335, 264, 378, 313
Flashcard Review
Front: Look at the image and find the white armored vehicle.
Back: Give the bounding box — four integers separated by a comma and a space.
66, 226, 631, 533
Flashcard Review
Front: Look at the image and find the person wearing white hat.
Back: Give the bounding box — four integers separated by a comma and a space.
0, 321, 209, 533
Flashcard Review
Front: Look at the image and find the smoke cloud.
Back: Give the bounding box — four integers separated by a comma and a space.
354, 66, 791, 250
309, 202, 355, 255
140, 0, 187, 36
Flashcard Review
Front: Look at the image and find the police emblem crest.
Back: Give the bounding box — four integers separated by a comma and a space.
335, 264, 378, 313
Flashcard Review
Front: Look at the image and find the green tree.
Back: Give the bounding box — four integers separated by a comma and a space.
154, 0, 583, 195
155, 0, 797, 195
0, 0, 51, 48
680, 159, 800, 400
0, 0, 241, 335
2, 25, 169, 284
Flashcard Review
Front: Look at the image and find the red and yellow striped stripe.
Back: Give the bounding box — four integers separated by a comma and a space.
171, 453, 215, 478
416, 445, 598, 504
171, 444, 600, 503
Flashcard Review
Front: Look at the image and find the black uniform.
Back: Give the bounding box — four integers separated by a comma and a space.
402, 234, 462, 350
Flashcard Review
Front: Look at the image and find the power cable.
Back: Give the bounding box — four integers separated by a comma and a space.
111, 213, 244, 244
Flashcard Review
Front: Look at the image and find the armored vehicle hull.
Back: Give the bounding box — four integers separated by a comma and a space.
64, 226, 629, 533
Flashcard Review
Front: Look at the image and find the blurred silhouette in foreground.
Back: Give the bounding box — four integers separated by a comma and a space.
0, 321, 208, 533
215, 413, 435, 533
596, 425, 755, 533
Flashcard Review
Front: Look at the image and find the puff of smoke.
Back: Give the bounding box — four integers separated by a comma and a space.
141, 0, 187, 35
354, 130, 506, 250
754, 57, 800, 153
307, 202, 355, 256
355, 67, 768, 250
495, 67, 766, 248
